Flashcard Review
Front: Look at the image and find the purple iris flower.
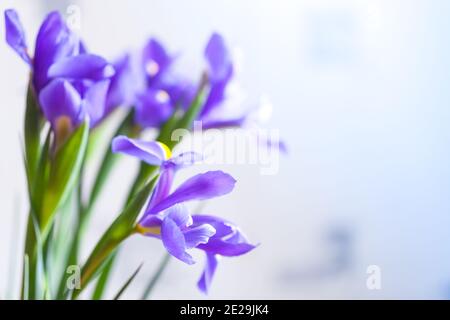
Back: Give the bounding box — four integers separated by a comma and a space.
106, 34, 249, 131
124, 38, 175, 128
199, 33, 250, 129
111, 135, 257, 293
142, 38, 173, 86
132, 38, 195, 128
139, 33, 249, 130
4, 9, 115, 129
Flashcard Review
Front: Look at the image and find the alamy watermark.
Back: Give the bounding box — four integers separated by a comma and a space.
66, 265, 81, 290
171, 121, 283, 175
366, 265, 381, 290
66, 5, 82, 31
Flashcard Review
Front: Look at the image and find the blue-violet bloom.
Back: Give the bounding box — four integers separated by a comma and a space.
5, 9, 115, 130
111, 135, 257, 293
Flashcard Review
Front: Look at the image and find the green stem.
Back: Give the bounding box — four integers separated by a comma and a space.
73, 176, 158, 299
22, 213, 36, 299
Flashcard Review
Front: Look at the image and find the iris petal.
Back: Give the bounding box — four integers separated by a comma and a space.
146, 168, 175, 213
197, 254, 219, 294
142, 38, 172, 81
148, 171, 236, 214
134, 89, 173, 128
111, 136, 169, 166
106, 54, 141, 112
193, 215, 258, 257
47, 54, 115, 81
39, 79, 83, 127
4, 9, 31, 65
201, 33, 234, 118
161, 205, 195, 264
204, 33, 232, 83
184, 224, 216, 249
201, 241, 257, 257
82, 79, 110, 127
34, 11, 79, 91
166, 204, 193, 228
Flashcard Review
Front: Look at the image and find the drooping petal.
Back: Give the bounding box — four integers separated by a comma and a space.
39, 78, 82, 127
147, 171, 236, 214
184, 224, 216, 249
4, 9, 31, 65
82, 79, 110, 127
197, 254, 219, 294
111, 135, 171, 166
34, 11, 79, 92
47, 54, 115, 81
161, 205, 195, 264
204, 33, 232, 83
134, 89, 173, 128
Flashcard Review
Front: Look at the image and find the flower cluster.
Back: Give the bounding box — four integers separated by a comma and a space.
5, 8, 265, 299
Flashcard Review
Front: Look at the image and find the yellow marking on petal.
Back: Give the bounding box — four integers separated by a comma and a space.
157, 141, 172, 160
135, 224, 161, 236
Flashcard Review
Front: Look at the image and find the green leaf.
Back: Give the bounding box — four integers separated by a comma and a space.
22, 254, 29, 301
74, 175, 158, 298
29, 129, 51, 215
24, 84, 43, 186
40, 120, 89, 233
53, 190, 78, 299
91, 252, 117, 300
21, 130, 51, 300
30, 214, 50, 300
113, 263, 143, 300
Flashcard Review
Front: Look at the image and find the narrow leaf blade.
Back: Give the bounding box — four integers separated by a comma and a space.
40, 120, 89, 232
113, 263, 143, 300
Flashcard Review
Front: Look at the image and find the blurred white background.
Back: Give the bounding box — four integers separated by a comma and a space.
1, 0, 450, 299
